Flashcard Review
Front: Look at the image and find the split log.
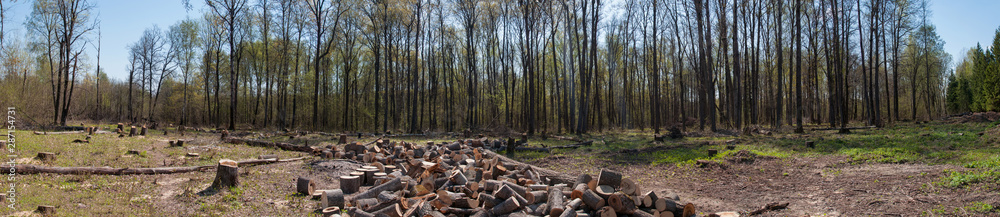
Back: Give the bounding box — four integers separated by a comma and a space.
209, 159, 239, 190
296, 177, 315, 195
1, 157, 306, 175
581, 189, 606, 210
340, 175, 361, 194
597, 169, 622, 188
321, 189, 345, 209
548, 188, 565, 216
36, 152, 57, 162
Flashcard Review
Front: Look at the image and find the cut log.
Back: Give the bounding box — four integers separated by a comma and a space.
641, 191, 658, 208
682, 203, 696, 217
186, 153, 200, 157
37, 152, 57, 162
37, 205, 56, 215
340, 175, 361, 194
296, 177, 315, 195
525, 190, 546, 204
632, 210, 657, 217
209, 159, 239, 190
595, 185, 615, 198
610, 192, 636, 214
548, 188, 564, 216
620, 178, 638, 195
597, 169, 622, 188
655, 198, 680, 212
350, 177, 403, 202
491, 197, 521, 215
558, 208, 578, 217
321, 189, 345, 209
480, 149, 575, 184
322, 206, 342, 217
581, 189, 606, 210
571, 183, 588, 199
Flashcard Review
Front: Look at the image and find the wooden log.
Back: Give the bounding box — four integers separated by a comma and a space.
480, 149, 576, 184
209, 159, 239, 190
258, 154, 278, 160
597, 169, 622, 188
641, 191, 658, 208
36, 152, 57, 162
186, 153, 200, 157
347, 207, 377, 217
558, 208, 578, 217
340, 175, 361, 194
223, 137, 316, 153
441, 207, 483, 216
355, 198, 380, 210
571, 183, 588, 199
748, 202, 788, 215
595, 185, 615, 198
491, 197, 521, 215
655, 198, 681, 212
548, 188, 565, 216
620, 178, 638, 195
296, 177, 315, 195
322, 206, 342, 217
597, 206, 616, 217
609, 192, 636, 214
525, 191, 547, 204
682, 203, 696, 217
321, 189, 345, 209
565, 198, 583, 211
350, 177, 403, 202
581, 189, 606, 210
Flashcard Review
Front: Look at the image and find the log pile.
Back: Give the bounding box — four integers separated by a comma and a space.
302, 139, 698, 217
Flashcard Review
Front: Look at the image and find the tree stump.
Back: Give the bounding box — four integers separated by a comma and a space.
37, 205, 56, 215
297, 177, 315, 195
36, 152, 56, 162
140, 125, 147, 136
210, 159, 239, 190
116, 123, 124, 132
129, 126, 137, 137
321, 189, 345, 209
598, 169, 622, 188
339, 134, 348, 144
806, 141, 815, 148
707, 149, 718, 156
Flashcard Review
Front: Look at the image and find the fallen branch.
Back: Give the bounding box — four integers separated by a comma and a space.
748, 202, 789, 216
550, 141, 594, 149
224, 137, 316, 153
808, 126, 875, 131
33, 131, 85, 135
0, 157, 307, 175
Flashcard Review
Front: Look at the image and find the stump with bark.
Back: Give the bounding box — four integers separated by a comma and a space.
129, 126, 137, 137
296, 177, 315, 195
140, 125, 147, 136
322, 189, 345, 209
209, 159, 239, 190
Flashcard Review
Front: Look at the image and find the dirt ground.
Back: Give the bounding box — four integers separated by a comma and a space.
530, 150, 999, 217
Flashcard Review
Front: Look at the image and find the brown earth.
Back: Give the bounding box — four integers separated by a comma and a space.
529, 150, 1000, 217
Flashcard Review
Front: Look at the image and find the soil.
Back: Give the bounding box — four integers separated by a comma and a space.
529, 150, 1000, 216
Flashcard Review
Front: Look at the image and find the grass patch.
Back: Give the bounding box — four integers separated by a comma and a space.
938, 156, 1000, 187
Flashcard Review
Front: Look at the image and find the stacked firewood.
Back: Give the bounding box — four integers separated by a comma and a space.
300, 139, 697, 217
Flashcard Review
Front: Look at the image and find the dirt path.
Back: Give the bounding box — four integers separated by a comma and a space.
530, 152, 999, 216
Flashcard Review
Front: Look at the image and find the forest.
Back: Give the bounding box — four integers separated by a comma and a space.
0, 0, 960, 134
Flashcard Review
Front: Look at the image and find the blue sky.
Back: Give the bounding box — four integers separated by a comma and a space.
2, 0, 999, 80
